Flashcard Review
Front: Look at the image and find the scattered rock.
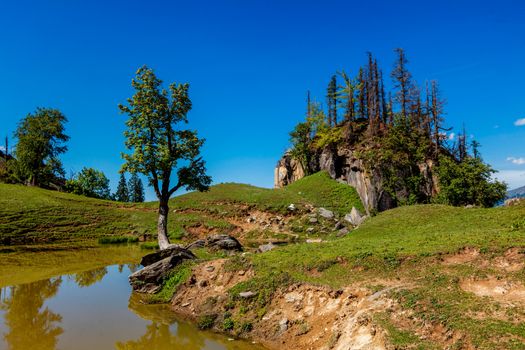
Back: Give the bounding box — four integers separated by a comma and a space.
309, 217, 318, 224
318, 207, 334, 219
464, 204, 475, 209
287, 203, 296, 211
130, 251, 196, 293
334, 221, 344, 230
238, 270, 246, 276
344, 207, 366, 227
505, 198, 525, 206
140, 245, 196, 267
257, 243, 277, 253
205, 265, 215, 272
306, 227, 315, 233
206, 234, 243, 251
279, 318, 289, 332
337, 227, 350, 237
306, 238, 323, 243
239, 291, 256, 298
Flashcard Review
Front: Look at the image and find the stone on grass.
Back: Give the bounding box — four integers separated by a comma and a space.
318, 207, 334, 219
257, 243, 276, 253
206, 234, 243, 251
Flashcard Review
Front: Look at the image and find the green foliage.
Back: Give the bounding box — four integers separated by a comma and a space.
434, 156, 507, 207
65, 167, 111, 200
128, 172, 145, 203
118, 66, 212, 199
97, 236, 139, 244
151, 261, 194, 303
115, 173, 129, 202
289, 121, 312, 175
222, 318, 235, 331
14, 108, 69, 187
197, 314, 217, 330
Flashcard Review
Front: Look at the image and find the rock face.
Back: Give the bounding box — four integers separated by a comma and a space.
344, 207, 366, 227
274, 152, 305, 189
275, 146, 438, 213
130, 249, 196, 293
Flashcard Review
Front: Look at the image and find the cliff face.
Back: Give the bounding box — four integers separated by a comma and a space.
275, 146, 438, 214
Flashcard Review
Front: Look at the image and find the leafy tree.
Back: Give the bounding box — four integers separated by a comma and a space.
119, 66, 211, 250
115, 173, 129, 202
128, 172, 145, 203
434, 156, 507, 207
65, 167, 111, 199
14, 108, 69, 187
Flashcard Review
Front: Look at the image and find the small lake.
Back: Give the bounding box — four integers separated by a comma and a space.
0, 247, 262, 350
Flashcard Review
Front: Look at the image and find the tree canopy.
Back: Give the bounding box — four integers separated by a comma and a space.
14, 108, 69, 187
119, 66, 211, 249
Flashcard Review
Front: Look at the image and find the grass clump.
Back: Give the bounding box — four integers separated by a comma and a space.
151, 261, 194, 303
197, 314, 217, 330
97, 236, 139, 244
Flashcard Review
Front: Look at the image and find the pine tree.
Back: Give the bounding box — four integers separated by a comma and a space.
115, 173, 129, 202
128, 172, 145, 203
357, 68, 367, 119
326, 75, 338, 126
430, 80, 447, 159
391, 48, 413, 125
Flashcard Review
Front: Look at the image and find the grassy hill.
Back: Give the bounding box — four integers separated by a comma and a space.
0, 171, 363, 246
2, 173, 525, 348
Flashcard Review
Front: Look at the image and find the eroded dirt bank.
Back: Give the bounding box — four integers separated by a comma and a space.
171, 259, 395, 350
168, 247, 525, 350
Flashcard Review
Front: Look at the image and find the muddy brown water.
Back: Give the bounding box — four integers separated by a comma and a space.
0, 246, 263, 350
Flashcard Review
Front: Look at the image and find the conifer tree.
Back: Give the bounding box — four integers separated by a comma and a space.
128, 172, 145, 203
430, 80, 447, 159
115, 173, 129, 202
326, 75, 338, 126
391, 48, 413, 124
357, 68, 367, 119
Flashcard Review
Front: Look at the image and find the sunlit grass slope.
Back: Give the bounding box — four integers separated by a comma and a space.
0, 172, 364, 245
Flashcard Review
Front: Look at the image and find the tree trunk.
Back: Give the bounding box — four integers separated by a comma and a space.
157, 200, 171, 250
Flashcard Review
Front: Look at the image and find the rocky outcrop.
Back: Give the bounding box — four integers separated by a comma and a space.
130, 249, 196, 293
275, 146, 438, 214
274, 152, 305, 189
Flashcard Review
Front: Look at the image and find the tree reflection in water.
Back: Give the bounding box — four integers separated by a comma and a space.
116, 293, 207, 350
0, 277, 63, 350
72, 267, 108, 287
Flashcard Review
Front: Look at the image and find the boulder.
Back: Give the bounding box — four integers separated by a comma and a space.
318, 207, 334, 219
206, 234, 243, 251
185, 239, 206, 251
344, 207, 366, 227
130, 251, 196, 293
140, 245, 195, 267
257, 243, 276, 253
337, 227, 350, 237
287, 203, 296, 211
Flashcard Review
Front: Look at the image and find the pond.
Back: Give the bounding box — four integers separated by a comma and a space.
0, 246, 262, 350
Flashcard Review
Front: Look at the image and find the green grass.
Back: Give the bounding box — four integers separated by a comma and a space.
167, 171, 364, 215
98, 236, 139, 244
0, 172, 364, 246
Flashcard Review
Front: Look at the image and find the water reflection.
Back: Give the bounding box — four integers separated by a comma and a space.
0, 265, 262, 350
0, 278, 63, 350
72, 267, 108, 287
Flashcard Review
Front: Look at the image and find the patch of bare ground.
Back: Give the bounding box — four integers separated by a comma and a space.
442, 247, 480, 265
460, 277, 525, 306
172, 259, 254, 317
492, 248, 525, 272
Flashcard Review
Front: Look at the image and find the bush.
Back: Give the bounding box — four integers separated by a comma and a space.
98, 236, 139, 244
434, 156, 507, 207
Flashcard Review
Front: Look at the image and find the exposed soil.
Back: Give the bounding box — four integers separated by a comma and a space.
460, 277, 525, 306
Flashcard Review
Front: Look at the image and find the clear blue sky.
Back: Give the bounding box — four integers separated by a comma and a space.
1, 0, 524, 200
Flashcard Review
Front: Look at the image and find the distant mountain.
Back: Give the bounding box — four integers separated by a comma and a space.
507, 185, 525, 199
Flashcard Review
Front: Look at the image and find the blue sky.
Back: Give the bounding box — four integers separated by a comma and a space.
1, 0, 524, 200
